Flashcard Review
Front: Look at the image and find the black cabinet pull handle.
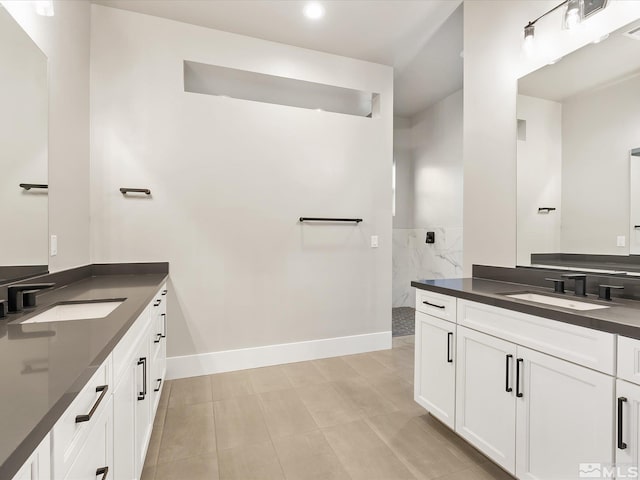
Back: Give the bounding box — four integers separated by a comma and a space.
96, 466, 109, 480
154, 378, 162, 392
154, 333, 162, 344
137, 357, 147, 401
516, 358, 524, 398
505, 354, 513, 392
161, 313, 167, 338
618, 396, 628, 450
154, 299, 161, 307
423, 300, 445, 309
75, 385, 109, 423
447, 332, 453, 363
162, 289, 167, 296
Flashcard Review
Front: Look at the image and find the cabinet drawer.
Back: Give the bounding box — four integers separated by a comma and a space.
52, 356, 112, 479
457, 300, 616, 375
415, 290, 456, 322
618, 336, 640, 385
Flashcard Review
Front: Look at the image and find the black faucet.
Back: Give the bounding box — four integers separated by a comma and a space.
598, 285, 624, 301
7, 283, 55, 313
561, 274, 587, 297
545, 278, 566, 294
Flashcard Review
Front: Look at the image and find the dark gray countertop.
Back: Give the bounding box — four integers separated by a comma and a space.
412, 277, 640, 339
0, 269, 168, 480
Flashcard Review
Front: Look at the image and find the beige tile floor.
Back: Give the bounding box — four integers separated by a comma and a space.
142, 336, 515, 480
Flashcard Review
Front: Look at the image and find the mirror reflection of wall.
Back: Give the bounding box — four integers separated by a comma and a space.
517, 18, 640, 267
0, 6, 48, 282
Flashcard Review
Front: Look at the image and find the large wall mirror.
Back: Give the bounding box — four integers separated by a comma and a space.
517, 18, 640, 272
0, 6, 49, 283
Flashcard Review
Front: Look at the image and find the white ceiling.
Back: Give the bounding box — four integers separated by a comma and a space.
93, 0, 463, 118
519, 19, 640, 102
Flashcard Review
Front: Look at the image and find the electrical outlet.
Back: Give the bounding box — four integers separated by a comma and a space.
371, 235, 379, 248
50, 235, 57, 256
617, 235, 626, 247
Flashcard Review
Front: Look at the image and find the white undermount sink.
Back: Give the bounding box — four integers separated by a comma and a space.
506, 293, 609, 311
21, 301, 124, 324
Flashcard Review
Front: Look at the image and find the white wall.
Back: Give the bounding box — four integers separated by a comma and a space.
561, 74, 640, 254
0, 7, 47, 266
90, 6, 393, 361
2, 0, 91, 272
412, 90, 463, 229
516, 95, 562, 265
393, 116, 413, 229
392, 90, 463, 307
463, 0, 640, 274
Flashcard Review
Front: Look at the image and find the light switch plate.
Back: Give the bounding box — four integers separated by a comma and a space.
50, 235, 57, 256
617, 235, 626, 247
370, 235, 379, 248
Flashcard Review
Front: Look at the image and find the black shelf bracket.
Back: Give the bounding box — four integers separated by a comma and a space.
19, 184, 48, 191
120, 188, 151, 195
299, 217, 362, 223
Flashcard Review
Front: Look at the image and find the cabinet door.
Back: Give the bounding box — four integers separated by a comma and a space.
456, 326, 517, 474
414, 312, 456, 428
135, 328, 152, 479
64, 397, 113, 480
113, 358, 136, 480
515, 346, 614, 480
616, 379, 640, 475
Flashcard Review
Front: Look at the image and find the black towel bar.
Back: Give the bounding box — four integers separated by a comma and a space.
120, 188, 151, 195
20, 184, 48, 190
299, 217, 362, 223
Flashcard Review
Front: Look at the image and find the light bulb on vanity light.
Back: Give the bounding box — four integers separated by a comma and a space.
33, 0, 54, 16
523, 24, 535, 53
563, 0, 582, 30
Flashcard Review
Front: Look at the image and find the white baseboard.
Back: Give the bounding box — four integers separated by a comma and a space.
166, 331, 392, 380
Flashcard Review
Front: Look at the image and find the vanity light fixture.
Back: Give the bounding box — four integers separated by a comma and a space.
303, 2, 324, 20
33, 0, 54, 17
563, 0, 582, 30
522, 0, 608, 50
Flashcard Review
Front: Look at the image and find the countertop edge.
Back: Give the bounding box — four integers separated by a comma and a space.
411, 279, 640, 340
0, 272, 169, 480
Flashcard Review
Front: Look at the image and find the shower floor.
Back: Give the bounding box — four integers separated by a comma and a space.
392, 307, 415, 337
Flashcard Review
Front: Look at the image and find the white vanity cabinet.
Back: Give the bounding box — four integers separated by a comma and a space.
149, 286, 167, 414
415, 291, 618, 479
113, 285, 167, 480
414, 290, 457, 428
616, 336, 640, 473
12, 283, 168, 480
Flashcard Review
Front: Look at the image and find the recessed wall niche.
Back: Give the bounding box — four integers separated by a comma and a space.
183, 60, 379, 118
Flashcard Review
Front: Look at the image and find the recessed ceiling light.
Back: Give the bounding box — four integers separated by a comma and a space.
303, 2, 325, 20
